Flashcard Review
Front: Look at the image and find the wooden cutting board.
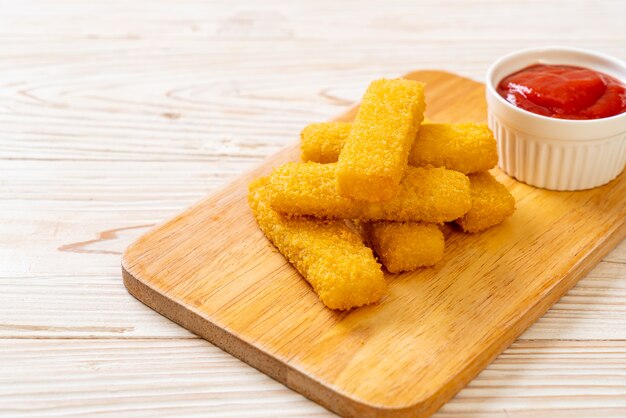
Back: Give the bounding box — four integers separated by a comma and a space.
122, 70, 626, 418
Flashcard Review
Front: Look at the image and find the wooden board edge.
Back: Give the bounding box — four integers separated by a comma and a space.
330, 70, 482, 123
431, 218, 626, 412
122, 264, 436, 418
121, 213, 626, 418
403, 69, 481, 88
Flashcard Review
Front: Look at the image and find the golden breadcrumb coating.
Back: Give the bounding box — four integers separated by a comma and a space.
357, 221, 445, 273
337, 78, 426, 201
300, 122, 497, 175
267, 162, 471, 223
410, 123, 498, 174
301, 122, 351, 164
455, 172, 516, 233
248, 176, 386, 310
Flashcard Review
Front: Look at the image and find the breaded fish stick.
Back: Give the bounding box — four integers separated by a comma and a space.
357, 221, 445, 273
411, 123, 498, 174
337, 78, 425, 201
301, 122, 497, 175
455, 172, 516, 233
268, 162, 471, 223
301, 122, 351, 164
248, 177, 386, 310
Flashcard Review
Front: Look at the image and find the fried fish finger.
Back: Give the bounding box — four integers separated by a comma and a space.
337, 78, 425, 201
357, 221, 445, 273
455, 171, 516, 233
300, 121, 497, 175
300, 122, 351, 164
410, 123, 498, 174
267, 162, 471, 223
248, 176, 386, 310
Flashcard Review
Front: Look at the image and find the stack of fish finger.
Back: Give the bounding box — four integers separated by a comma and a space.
248, 78, 515, 310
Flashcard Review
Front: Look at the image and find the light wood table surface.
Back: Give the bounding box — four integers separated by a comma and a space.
1, 1, 625, 417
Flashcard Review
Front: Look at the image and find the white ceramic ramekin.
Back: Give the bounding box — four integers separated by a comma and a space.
486, 47, 626, 191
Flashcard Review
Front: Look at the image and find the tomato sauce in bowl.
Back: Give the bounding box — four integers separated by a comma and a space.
496, 64, 626, 120
486, 47, 626, 190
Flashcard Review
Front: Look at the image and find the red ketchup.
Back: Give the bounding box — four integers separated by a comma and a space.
497, 64, 626, 120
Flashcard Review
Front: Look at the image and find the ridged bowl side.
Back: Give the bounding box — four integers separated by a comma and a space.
489, 112, 626, 191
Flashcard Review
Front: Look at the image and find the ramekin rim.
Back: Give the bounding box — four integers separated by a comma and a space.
486, 46, 626, 125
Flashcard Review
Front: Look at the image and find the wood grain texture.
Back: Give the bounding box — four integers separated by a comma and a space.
3, 339, 626, 418
122, 71, 626, 418
2, 1, 626, 416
